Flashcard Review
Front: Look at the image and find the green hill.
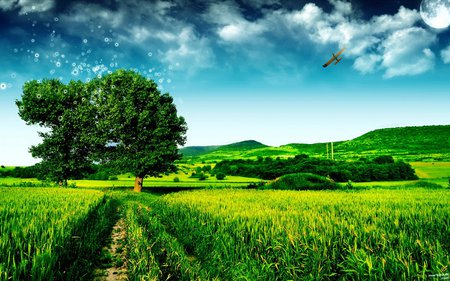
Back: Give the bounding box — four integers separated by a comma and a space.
179, 125, 450, 162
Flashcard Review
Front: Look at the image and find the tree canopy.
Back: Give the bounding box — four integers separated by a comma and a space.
16, 70, 187, 191
89, 70, 187, 191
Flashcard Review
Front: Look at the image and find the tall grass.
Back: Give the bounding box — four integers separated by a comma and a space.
153, 189, 450, 280
0, 187, 115, 280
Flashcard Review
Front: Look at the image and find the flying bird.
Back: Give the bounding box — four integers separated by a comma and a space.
323, 48, 345, 68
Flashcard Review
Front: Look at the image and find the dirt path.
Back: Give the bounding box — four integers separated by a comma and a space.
93, 218, 128, 281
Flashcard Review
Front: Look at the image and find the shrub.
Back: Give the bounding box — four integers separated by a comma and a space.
414, 180, 444, 189
173, 177, 180, 182
109, 176, 118, 181
215, 172, 226, 180
268, 173, 341, 190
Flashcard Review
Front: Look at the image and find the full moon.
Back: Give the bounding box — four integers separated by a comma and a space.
420, 0, 450, 29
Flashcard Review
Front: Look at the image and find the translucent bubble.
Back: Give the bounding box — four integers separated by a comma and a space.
63, 89, 68, 94
54, 52, 60, 57
50, 69, 55, 75
54, 17, 59, 22
82, 97, 86, 102
0, 83, 6, 90
98, 25, 102, 29
71, 69, 79, 76
61, 54, 65, 58
13, 48, 18, 53
111, 85, 116, 89
11, 73, 16, 78
86, 78, 91, 82
78, 65, 83, 70
104, 37, 109, 42
73, 101, 77, 105
97, 74, 101, 78
87, 49, 92, 54
37, 94, 41, 99
83, 39, 88, 43
148, 52, 152, 57
31, 38, 35, 43
37, 80, 41, 83
72, 62, 76, 67
167, 79, 172, 83
114, 42, 119, 47
58, 116, 63, 121
56, 62, 61, 67
20, 106, 24, 110
34, 53, 39, 58
34, 58, 39, 62
158, 79, 163, 83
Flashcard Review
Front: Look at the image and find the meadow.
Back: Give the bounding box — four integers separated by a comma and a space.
0, 188, 116, 280
1, 160, 450, 280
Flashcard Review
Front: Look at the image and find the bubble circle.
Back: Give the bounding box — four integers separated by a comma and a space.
148, 52, 153, 57
114, 42, 119, 47
63, 89, 68, 94
83, 39, 88, 43
0, 83, 6, 90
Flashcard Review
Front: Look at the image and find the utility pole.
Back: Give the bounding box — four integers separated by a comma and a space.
331, 142, 334, 160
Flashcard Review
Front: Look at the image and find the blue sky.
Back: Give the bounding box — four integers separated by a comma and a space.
0, 0, 450, 165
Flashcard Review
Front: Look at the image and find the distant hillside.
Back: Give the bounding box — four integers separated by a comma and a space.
179, 125, 450, 162
218, 140, 268, 151
179, 145, 220, 157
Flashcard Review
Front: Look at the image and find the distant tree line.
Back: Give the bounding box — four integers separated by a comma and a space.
212, 155, 418, 182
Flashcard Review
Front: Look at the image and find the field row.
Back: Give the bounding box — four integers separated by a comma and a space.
0, 188, 116, 281
151, 189, 450, 280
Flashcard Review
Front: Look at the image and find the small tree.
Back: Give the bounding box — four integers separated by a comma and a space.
89, 70, 187, 192
216, 172, 226, 180
16, 79, 96, 186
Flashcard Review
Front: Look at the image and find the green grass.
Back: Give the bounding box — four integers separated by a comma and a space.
410, 162, 450, 179
71, 173, 261, 189
0, 187, 116, 280
152, 188, 450, 280
180, 125, 450, 162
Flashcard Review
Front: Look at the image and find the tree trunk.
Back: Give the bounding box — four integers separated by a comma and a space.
134, 176, 143, 192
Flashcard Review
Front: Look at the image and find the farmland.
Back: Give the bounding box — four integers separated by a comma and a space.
1, 152, 450, 280
0, 188, 116, 280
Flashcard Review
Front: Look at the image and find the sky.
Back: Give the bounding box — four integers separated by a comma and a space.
0, 0, 450, 166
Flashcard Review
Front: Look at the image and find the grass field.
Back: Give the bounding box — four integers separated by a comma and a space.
1, 161, 449, 280
410, 162, 450, 179
0, 188, 116, 280
148, 188, 450, 280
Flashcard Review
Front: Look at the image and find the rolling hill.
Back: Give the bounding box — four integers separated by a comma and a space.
179, 125, 450, 162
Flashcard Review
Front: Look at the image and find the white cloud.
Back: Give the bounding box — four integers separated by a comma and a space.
353, 54, 381, 74
0, 0, 54, 14
204, 2, 268, 43
162, 27, 214, 73
381, 27, 436, 78
370, 6, 421, 34
441, 45, 450, 63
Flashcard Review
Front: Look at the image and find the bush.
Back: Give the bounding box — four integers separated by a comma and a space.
173, 177, 180, 182
268, 173, 341, 190
108, 176, 118, 181
414, 180, 444, 189
215, 172, 226, 180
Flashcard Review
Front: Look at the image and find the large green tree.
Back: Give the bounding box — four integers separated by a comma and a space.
89, 70, 187, 192
16, 79, 97, 186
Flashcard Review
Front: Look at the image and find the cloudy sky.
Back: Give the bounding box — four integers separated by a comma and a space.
0, 0, 449, 165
